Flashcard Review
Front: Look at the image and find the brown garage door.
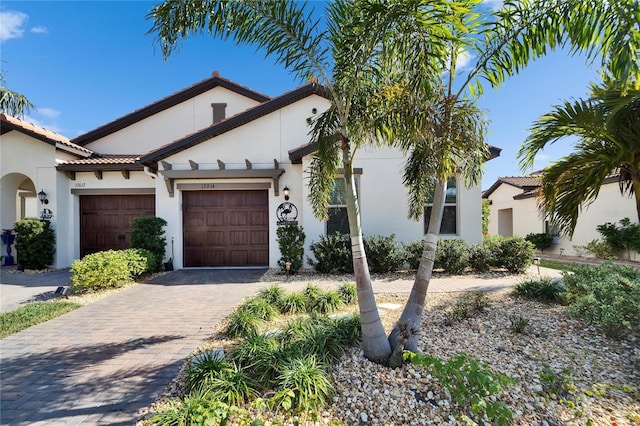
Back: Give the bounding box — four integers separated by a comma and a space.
183, 190, 269, 267
80, 195, 155, 257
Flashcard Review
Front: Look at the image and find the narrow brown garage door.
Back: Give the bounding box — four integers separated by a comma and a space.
80, 195, 155, 257
183, 190, 269, 267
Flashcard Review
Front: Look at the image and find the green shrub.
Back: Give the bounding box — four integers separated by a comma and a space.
406, 351, 516, 425
525, 233, 554, 251
239, 297, 277, 321
308, 290, 342, 314
435, 239, 470, 274
513, 277, 566, 303
276, 224, 305, 274
596, 218, 640, 258
130, 217, 167, 272
223, 309, 262, 338
495, 236, 534, 273
228, 333, 282, 385
580, 239, 618, 259
363, 234, 405, 273
70, 248, 154, 294
482, 234, 503, 266
562, 262, 640, 337
206, 363, 258, 406
403, 240, 424, 270
184, 350, 229, 393
71, 250, 129, 293
468, 244, 491, 272
278, 292, 308, 314
307, 232, 352, 273
151, 389, 248, 426
338, 281, 357, 304
13, 219, 55, 270
257, 284, 285, 305
272, 355, 334, 413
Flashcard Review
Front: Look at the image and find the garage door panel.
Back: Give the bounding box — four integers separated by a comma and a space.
208, 231, 225, 246
251, 230, 269, 245
80, 195, 155, 258
229, 250, 249, 265
207, 212, 225, 226
229, 211, 249, 226
183, 190, 268, 267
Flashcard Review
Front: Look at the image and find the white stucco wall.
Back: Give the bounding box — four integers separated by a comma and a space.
84, 87, 262, 155
486, 180, 638, 258
0, 132, 76, 267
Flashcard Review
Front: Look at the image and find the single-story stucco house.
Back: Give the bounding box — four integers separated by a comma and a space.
1, 72, 499, 269
483, 173, 638, 258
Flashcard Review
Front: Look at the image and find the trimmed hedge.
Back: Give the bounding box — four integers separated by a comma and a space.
307, 233, 534, 275
70, 248, 155, 294
13, 219, 55, 270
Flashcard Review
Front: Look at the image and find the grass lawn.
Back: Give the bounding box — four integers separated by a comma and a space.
539, 258, 581, 272
0, 301, 81, 338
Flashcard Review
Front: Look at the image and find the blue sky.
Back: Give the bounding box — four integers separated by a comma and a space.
1, 0, 600, 189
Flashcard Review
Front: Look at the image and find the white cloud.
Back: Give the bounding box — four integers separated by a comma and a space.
482, 0, 504, 11
24, 114, 63, 134
31, 26, 48, 34
37, 107, 61, 119
456, 49, 473, 70
0, 11, 28, 42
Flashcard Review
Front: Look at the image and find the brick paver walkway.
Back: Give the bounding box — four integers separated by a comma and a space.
0, 266, 560, 425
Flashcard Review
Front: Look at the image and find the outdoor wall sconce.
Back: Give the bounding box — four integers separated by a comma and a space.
283, 186, 290, 201
38, 189, 49, 205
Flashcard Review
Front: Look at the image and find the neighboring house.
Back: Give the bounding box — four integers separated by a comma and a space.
483, 173, 638, 257
1, 72, 496, 269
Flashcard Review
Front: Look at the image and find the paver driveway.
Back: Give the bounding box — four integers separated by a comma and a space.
1, 269, 267, 426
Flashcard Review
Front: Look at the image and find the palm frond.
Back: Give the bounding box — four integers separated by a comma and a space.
148, 0, 331, 86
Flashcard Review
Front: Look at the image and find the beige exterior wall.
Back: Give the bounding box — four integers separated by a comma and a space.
486, 180, 638, 259
0, 132, 78, 266
84, 87, 262, 155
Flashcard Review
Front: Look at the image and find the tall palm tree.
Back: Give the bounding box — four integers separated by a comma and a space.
517, 82, 640, 236
149, 0, 640, 364
385, 0, 640, 360
0, 73, 33, 118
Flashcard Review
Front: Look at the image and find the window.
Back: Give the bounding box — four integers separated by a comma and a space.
326, 176, 359, 236
424, 177, 457, 235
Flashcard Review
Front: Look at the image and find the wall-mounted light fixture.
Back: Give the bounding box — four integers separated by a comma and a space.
38, 189, 49, 205
283, 186, 290, 201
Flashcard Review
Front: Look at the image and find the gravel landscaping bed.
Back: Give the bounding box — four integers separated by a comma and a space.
139, 272, 640, 426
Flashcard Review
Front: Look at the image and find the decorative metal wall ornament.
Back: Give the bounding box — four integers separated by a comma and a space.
276, 202, 298, 226
40, 208, 53, 220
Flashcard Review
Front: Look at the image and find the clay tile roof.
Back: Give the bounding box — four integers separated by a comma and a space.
60, 154, 140, 165
71, 72, 272, 147
0, 113, 93, 156
498, 176, 541, 188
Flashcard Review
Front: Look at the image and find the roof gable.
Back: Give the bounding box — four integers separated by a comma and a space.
139, 83, 330, 166
0, 113, 93, 157
71, 71, 271, 147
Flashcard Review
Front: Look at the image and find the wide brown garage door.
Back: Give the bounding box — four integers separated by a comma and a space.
183, 190, 269, 267
80, 195, 155, 257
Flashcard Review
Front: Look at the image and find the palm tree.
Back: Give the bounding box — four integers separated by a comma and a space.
0, 73, 33, 118
149, 0, 640, 364
517, 82, 640, 236
385, 0, 640, 361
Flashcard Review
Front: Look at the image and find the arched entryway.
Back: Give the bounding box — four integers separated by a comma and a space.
1, 173, 38, 231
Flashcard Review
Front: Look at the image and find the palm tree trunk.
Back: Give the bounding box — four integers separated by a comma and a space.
342, 143, 391, 363
634, 179, 640, 224
388, 179, 447, 367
